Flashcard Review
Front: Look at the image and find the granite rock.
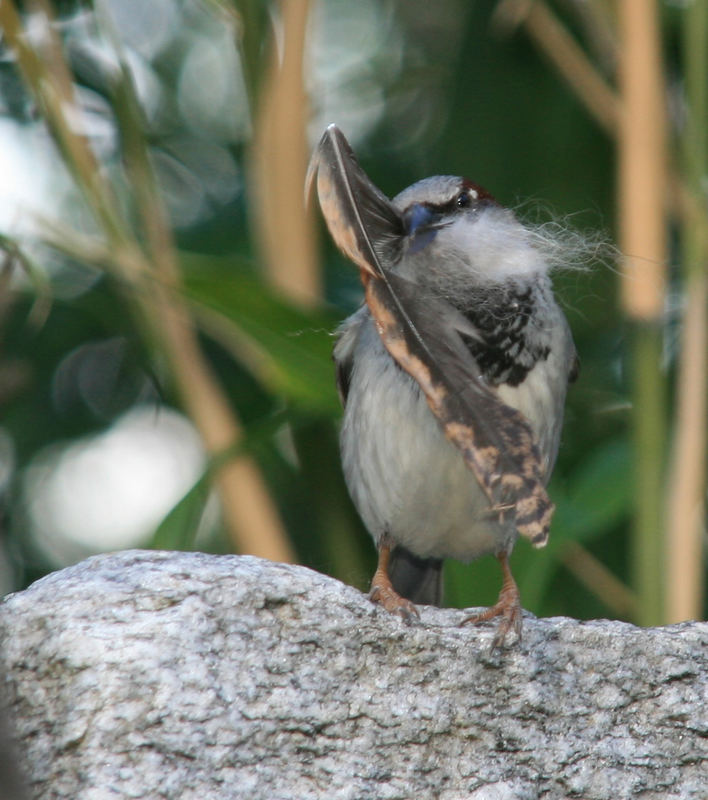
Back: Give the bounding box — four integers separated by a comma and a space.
0, 550, 706, 799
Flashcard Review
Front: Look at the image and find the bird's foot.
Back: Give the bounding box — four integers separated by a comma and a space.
369, 579, 420, 622
460, 595, 522, 650
460, 552, 522, 650
369, 541, 420, 622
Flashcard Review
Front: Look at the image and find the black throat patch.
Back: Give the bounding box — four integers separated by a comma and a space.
457, 284, 551, 387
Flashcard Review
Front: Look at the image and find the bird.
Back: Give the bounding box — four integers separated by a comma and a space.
307, 125, 578, 648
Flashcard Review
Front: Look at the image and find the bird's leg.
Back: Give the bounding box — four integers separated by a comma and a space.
369, 540, 420, 621
460, 552, 522, 649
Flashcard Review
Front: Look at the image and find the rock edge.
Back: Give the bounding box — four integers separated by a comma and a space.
0, 550, 706, 800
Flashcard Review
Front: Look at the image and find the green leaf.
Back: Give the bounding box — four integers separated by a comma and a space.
550, 438, 631, 547
149, 407, 292, 551
151, 471, 212, 551
181, 254, 342, 415
444, 556, 506, 611
517, 439, 632, 610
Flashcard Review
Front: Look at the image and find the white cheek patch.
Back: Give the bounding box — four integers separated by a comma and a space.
437, 210, 547, 281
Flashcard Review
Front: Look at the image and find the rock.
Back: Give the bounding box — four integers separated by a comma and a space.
0, 550, 706, 799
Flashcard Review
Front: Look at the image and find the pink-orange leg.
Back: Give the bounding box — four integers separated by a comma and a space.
461, 552, 522, 649
369, 542, 420, 621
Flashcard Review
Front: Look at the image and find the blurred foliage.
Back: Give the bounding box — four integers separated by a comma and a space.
0, 0, 705, 627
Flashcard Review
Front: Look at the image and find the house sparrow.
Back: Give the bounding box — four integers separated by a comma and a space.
307, 125, 578, 648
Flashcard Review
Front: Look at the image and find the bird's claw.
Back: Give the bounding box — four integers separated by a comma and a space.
460, 556, 523, 650
369, 583, 420, 623
461, 601, 522, 650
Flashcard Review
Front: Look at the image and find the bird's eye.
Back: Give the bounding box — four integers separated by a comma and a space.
456, 191, 471, 208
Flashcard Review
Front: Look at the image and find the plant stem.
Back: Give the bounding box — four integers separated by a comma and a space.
630, 324, 666, 625
618, 0, 668, 626
251, 0, 320, 306
493, 0, 619, 136
665, 0, 708, 622
98, 6, 297, 564
0, 0, 296, 563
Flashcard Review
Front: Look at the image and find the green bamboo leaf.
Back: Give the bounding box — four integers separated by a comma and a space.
150, 407, 291, 550
550, 438, 631, 546
518, 439, 632, 610
444, 557, 505, 611
150, 471, 212, 551
182, 255, 342, 415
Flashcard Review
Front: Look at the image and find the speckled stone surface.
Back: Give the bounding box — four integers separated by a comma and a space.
0, 550, 706, 799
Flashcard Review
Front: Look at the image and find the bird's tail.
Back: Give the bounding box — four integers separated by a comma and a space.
389, 546, 443, 607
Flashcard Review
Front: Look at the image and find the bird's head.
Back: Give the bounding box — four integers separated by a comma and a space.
306, 126, 550, 292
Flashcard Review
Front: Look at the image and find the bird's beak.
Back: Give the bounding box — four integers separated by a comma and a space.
403, 203, 445, 255
306, 124, 404, 279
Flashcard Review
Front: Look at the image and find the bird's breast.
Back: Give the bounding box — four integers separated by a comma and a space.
339, 319, 517, 561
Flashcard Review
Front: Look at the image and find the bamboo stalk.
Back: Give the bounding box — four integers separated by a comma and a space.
251, 0, 320, 306
97, 7, 294, 562
496, 0, 670, 623
618, 0, 668, 626
0, 0, 295, 563
665, 277, 707, 621
146, 286, 296, 562
665, 0, 708, 623
618, 1, 667, 321
493, 0, 619, 136
495, 0, 706, 235
561, 541, 637, 618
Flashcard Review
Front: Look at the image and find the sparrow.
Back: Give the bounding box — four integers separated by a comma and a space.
306, 125, 578, 648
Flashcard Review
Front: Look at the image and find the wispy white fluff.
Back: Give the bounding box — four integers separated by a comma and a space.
410, 205, 614, 298
519, 211, 615, 273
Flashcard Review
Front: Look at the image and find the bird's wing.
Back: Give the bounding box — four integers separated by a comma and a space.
332, 306, 369, 407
